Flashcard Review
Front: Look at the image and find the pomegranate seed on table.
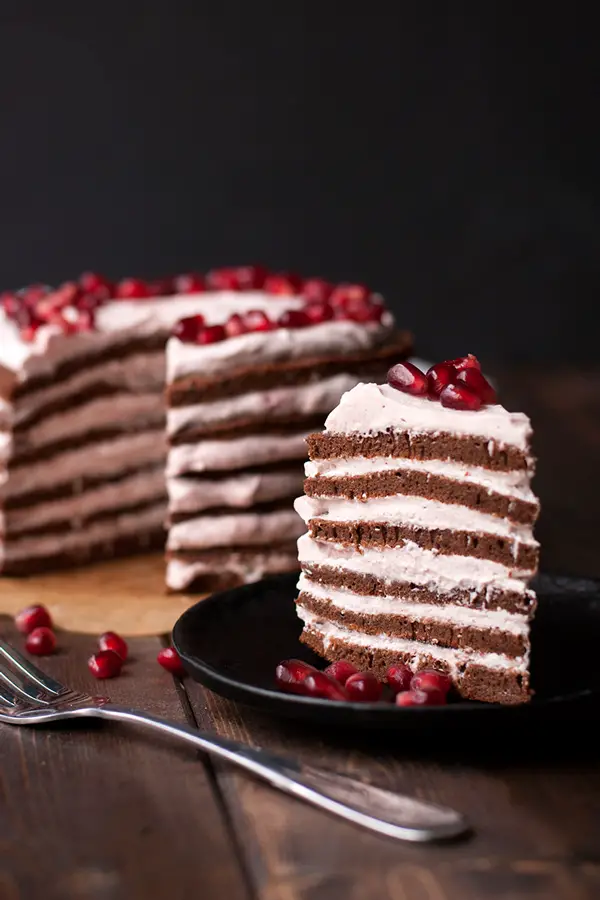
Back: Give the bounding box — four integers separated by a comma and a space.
15, 604, 53, 634
386, 663, 413, 694
345, 672, 383, 702
264, 272, 302, 295
323, 659, 359, 685
302, 671, 348, 701
89, 649, 123, 679
157, 647, 186, 676
456, 368, 497, 404
440, 382, 482, 411
304, 302, 335, 324
206, 267, 242, 291
278, 309, 311, 329
395, 688, 446, 707
174, 272, 206, 293
243, 309, 275, 332
302, 278, 333, 303
173, 314, 205, 343
444, 354, 481, 372
329, 283, 369, 308
427, 362, 456, 397
116, 278, 151, 299
387, 362, 428, 396
196, 324, 227, 344
25, 627, 57, 656
275, 658, 318, 694
410, 669, 452, 696
98, 631, 129, 661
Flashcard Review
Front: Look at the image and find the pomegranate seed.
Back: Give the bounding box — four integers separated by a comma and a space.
25, 627, 57, 656
337, 296, 380, 323
427, 362, 455, 398
20, 318, 43, 341
206, 267, 241, 291
1, 292, 21, 316
243, 309, 275, 332
387, 362, 428, 396
72, 308, 96, 332
329, 283, 369, 308
21, 283, 51, 304
304, 302, 335, 324
440, 382, 482, 411
445, 354, 481, 372
395, 688, 446, 707
225, 313, 247, 337
324, 660, 359, 685
157, 647, 186, 676
303, 671, 349, 701
116, 278, 151, 299
386, 663, 413, 694
79, 272, 113, 299
234, 264, 268, 290
15, 604, 53, 634
456, 368, 497, 405
278, 309, 311, 328
148, 277, 175, 296
88, 649, 123, 679
197, 324, 227, 344
275, 658, 318, 694
410, 669, 452, 695
174, 272, 206, 293
345, 672, 383, 702
98, 631, 128, 661
302, 278, 333, 303
173, 314, 205, 342
264, 272, 302, 295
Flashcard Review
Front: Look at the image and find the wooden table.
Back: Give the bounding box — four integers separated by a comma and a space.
1, 367, 599, 900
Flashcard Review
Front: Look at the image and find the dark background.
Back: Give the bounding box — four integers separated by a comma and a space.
1, 3, 598, 361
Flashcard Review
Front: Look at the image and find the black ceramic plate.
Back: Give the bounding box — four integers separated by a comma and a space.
173, 572, 600, 731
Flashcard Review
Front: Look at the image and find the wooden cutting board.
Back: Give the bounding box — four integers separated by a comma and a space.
0, 554, 202, 636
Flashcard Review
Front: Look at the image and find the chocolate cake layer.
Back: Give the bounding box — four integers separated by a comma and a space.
167, 333, 413, 407
303, 563, 536, 615
168, 495, 299, 525
166, 542, 300, 593
306, 432, 530, 472
308, 519, 539, 570
169, 414, 327, 445
301, 629, 530, 704
2, 496, 166, 540
298, 592, 528, 657
304, 471, 539, 525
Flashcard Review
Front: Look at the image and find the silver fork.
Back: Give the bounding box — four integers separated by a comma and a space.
0, 636, 469, 843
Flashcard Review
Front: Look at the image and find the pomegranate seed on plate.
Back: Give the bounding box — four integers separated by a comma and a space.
303, 671, 348, 701
25, 627, 57, 656
173, 314, 205, 343
323, 659, 358, 685
387, 362, 428, 396
15, 604, 53, 634
174, 272, 206, 293
456, 368, 497, 404
426, 362, 455, 398
278, 309, 311, 329
206, 267, 242, 291
275, 658, 318, 694
302, 278, 333, 303
440, 382, 482, 411
395, 688, 446, 707
98, 631, 129, 661
304, 302, 334, 324
386, 663, 413, 694
444, 354, 481, 372
264, 272, 302, 295
157, 647, 186, 676
345, 672, 383, 702
196, 324, 226, 344
116, 278, 150, 299
329, 283, 369, 307
410, 669, 452, 695
243, 309, 275, 332
88, 649, 123, 679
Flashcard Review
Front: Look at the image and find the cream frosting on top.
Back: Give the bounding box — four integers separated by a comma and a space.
323, 382, 533, 450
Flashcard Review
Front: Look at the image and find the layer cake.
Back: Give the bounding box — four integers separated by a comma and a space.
294, 364, 539, 704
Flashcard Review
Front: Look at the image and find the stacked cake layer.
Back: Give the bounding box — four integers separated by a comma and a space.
165, 317, 411, 592
294, 381, 540, 704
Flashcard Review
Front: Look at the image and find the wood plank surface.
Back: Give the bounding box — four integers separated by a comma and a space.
0, 620, 250, 900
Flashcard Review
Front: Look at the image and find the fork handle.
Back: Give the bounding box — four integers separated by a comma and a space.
89, 703, 468, 843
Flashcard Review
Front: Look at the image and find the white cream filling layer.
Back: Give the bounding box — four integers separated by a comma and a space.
167, 508, 305, 551
324, 382, 532, 450
167, 469, 303, 514
295, 494, 537, 546
166, 550, 298, 591
166, 432, 310, 477
305, 455, 536, 503
297, 606, 528, 673
297, 532, 534, 594
2, 467, 166, 535
166, 373, 364, 437
297, 574, 530, 634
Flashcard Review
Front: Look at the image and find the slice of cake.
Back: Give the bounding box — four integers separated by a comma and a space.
0, 268, 411, 577
165, 284, 412, 592
294, 357, 539, 705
